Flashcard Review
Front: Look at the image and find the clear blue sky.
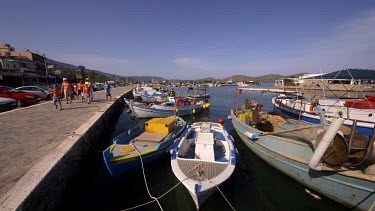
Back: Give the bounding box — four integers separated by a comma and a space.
1, 0, 375, 79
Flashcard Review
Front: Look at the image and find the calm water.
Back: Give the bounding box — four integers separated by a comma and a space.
58, 83, 348, 211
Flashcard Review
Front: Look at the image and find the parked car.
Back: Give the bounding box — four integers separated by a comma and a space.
15, 86, 53, 100
0, 86, 41, 107
93, 83, 104, 91
0, 97, 17, 112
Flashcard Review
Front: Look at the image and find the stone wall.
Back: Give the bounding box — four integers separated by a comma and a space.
14, 92, 131, 210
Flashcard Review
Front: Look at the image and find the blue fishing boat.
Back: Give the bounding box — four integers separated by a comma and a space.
170, 122, 236, 209
231, 88, 375, 210
103, 116, 188, 177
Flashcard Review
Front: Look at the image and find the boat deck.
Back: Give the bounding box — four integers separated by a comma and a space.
111, 132, 167, 158
111, 141, 160, 158
177, 159, 228, 180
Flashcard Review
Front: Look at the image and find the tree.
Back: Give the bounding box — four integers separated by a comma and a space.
78, 65, 86, 80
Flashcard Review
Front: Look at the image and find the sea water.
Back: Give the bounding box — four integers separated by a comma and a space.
57, 83, 348, 211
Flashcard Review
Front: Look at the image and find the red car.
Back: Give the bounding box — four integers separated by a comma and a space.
0, 86, 41, 107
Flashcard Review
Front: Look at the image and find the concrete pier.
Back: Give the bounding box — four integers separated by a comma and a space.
0, 84, 137, 210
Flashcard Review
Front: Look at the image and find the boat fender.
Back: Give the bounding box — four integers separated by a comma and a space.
175, 98, 185, 106
245, 131, 257, 140
192, 108, 196, 114
309, 104, 315, 111
308, 118, 345, 171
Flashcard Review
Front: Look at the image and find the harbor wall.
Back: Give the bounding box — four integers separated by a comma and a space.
1, 91, 132, 210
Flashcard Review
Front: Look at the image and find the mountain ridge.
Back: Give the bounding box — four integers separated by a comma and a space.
47, 59, 308, 82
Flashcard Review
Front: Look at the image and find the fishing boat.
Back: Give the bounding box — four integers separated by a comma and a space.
185, 87, 211, 101
103, 116, 187, 177
231, 88, 375, 210
273, 95, 375, 136
125, 98, 210, 119
170, 122, 236, 209
133, 85, 167, 102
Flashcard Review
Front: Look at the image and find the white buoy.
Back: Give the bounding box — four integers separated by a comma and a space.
245, 131, 257, 140
309, 118, 345, 171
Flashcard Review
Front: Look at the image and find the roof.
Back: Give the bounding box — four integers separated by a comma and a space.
307, 69, 375, 80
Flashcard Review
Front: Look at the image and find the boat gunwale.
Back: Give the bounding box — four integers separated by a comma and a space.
231, 109, 375, 182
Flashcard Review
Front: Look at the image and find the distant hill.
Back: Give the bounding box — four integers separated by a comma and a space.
46, 58, 308, 82
131, 76, 165, 82
47, 59, 125, 79
220, 73, 308, 82
220, 74, 282, 83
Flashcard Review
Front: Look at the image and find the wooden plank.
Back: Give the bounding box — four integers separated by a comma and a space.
134, 132, 167, 142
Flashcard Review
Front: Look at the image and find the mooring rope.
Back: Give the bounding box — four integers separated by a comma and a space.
185, 162, 236, 211
201, 173, 236, 211
123, 176, 190, 211
85, 139, 106, 153
132, 144, 164, 211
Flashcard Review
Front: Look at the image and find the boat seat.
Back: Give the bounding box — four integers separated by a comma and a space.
134, 132, 167, 143
195, 132, 215, 161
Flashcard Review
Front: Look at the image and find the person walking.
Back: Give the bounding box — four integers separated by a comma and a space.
83, 82, 91, 104
49, 84, 63, 111
85, 78, 94, 103
104, 81, 112, 100
77, 80, 84, 102
61, 78, 72, 104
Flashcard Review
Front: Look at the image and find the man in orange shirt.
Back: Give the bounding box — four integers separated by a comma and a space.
49, 84, 63, 110
77, 80, 84, 102
83, 82, 91, 104
61, 78, 72, 104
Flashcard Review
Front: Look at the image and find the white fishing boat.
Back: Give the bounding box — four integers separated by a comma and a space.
185, 87, 211, 101
133, 85, 166, 102
170, 122, 236, 209
125, 98, 209, 118
231, 88, 375, 210
273, 95, 375, 136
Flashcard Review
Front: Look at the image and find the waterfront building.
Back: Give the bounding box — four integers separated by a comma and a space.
275, 69, 375, 94
0, 44, 57, 87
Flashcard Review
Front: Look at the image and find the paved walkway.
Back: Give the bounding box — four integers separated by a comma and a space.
0, 85, 136, 199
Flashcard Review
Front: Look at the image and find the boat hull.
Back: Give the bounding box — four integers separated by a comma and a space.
171, 122, 236, 209
272, 97, 374, 136
231, 111, 375, 210
103, 146, 167, 177
128, 101, 205, 118
103, 119, 187, 177
187, 186, 217, 209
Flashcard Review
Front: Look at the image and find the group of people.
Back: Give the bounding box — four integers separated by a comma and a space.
49, 78, 112, 111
